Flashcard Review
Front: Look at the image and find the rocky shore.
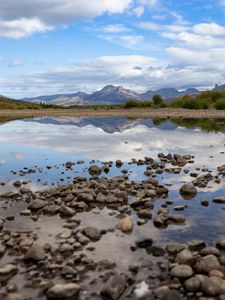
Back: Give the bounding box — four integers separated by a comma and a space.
0, 154, 224, 299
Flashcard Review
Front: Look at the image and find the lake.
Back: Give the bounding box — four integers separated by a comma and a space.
0, 116, 225, 299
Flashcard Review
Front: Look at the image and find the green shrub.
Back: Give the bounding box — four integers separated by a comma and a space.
215, 99, 225, 110
152, 94, 164, 106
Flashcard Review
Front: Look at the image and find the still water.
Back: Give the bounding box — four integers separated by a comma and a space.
0, 116, 225, 244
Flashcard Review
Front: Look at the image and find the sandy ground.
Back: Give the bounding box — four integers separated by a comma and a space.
0, 108, 225, 119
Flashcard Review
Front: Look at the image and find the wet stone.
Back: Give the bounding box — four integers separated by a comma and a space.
101, 274, 126, 300
83, 227, 101, 241
46, 283, 80, 299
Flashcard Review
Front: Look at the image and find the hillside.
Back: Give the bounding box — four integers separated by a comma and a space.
0, 95, 55, 109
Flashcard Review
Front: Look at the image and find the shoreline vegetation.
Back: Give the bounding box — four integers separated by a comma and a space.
0, 90, 225, 119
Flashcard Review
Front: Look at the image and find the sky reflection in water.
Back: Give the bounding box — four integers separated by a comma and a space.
0, 116, 224, 244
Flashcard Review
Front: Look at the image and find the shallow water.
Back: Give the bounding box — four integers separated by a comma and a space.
0, 116, 224, 245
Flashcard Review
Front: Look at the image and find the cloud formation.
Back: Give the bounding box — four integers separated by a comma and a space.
0, 0, 157, 38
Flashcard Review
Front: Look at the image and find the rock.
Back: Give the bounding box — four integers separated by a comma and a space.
27, 199, 46, 210
209, 269, 224, 278
88, 165, 101, 176
24, 242, 46, 261
20, 187, 32, 194
196, 255, 220, 273
116, 217, 133, 233
162, 290, 183, 300
6, 294, 25, 300
136, 238, 153, 248
187, 239, 206, 251
168, 215, 186, 224
60, 205, 75, 217
58, 230, 72, 239
0, 243, 6, 256
176, 249, 195, 265
101, 275, 126, 300
201, 199, 209, 206
83, 227, 101, 241
46, 283, 80, 299
137, 209, 152, 219
213, 197, 225, 204
180, 184, 197, 199
13, 181, 22, 188
216, 239, 225, 250
0, 264, 18, 276
201, 276, 225, 296
147, 245, 165, 257
200, 247, 220, 256
171, 265, 193, 278
184, 276, 201, 292
174, 206, 186, 211
166, 243, 187, 255
154, 286, 170, 299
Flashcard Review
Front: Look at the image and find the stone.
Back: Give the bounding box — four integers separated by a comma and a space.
201, 199, 209, 206
136, 238, 153, 248
27, 199, 46, 210
5, 293, 26, 300
0, 264, 18, 276
187, 240, 206, 251
209, 270, 224, 278
83, 227, 101, 241
154, 286, 170, 299
201, 276, 225, 296
88, 165, 101, 176
24, 242, 46, 261
176, 249, 195, 265
116, 217, 133, 233
137, 209, 152, 219
213, 197, 225, 204
196, 255, 220, 273
13, 181, 22, 188
6, 294, 25, 300
101, 275, 126, 300
171, 265, 193, 278
166, 243, 187, 255
58, 230, 72, 239
184, 276, 201, 292
168, 215, 186, 224
46, 283, 80, 299
216, 239, 225, 250
180, 184, 197, 198
162, 290, 183, 300
134, 281, 151, 298
200, 247, 220, 256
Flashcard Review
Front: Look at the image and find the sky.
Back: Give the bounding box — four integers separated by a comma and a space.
1, 0, 225, 98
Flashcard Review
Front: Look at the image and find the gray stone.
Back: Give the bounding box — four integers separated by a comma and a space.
83, 227, 101, 241
101, 275, 126, 300
27, 199, 46, 210
171, 265, 193, 278
184, 276, 201, 292
46, 283, 80, 299
196, 255, 220, 273
24, 243, 46, 261
180, 184, 197, 198
0, 264, 18, 276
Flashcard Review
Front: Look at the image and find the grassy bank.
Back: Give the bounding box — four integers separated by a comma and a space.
124, 90, 225, 110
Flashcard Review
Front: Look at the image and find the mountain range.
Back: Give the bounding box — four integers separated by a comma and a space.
19, 83, 224, 106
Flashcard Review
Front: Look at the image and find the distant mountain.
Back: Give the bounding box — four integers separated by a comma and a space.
213, 84, 225, 91
19, 84, 200, 106
86, 85, 142, 104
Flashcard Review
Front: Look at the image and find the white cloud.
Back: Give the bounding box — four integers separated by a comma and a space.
137, 21, 160, 30
102, 24, 131, 33
0, 56, 3, 62
193, 23, 225, 36
0, 0, 159, 38
0, 18, 52, 38
8, 59, 25, 67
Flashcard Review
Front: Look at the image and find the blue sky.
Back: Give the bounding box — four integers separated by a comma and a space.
1, 0, 225, 98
